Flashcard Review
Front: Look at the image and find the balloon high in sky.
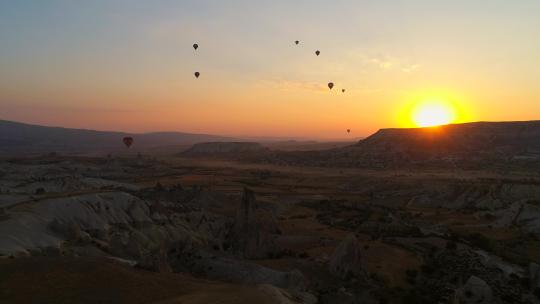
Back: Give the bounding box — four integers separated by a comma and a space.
1, 1, 539, 139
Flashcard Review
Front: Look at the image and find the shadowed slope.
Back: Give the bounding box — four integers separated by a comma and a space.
0, 257, 296, 304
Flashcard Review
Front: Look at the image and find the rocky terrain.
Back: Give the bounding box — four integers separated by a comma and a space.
2, 122, 540, 303
334, 120, 540, 168
182, 142, 268, 157
356, 120, 540, 155
180, 121, 540, 170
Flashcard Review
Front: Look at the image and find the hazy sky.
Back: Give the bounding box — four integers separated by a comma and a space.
1, 0, 539, 138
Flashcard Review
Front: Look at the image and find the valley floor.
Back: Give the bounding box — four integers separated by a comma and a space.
2, 154, 540, 303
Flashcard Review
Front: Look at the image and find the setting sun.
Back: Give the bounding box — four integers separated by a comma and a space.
411, 101, 457, 127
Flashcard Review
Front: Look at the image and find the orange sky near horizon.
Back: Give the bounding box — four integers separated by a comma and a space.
1, 1, 539, 139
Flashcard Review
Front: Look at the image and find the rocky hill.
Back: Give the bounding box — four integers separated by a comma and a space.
0, 119, 236, 154
262, 121, 540, 169
355, 120, 540, 156
340, 120, 540, 166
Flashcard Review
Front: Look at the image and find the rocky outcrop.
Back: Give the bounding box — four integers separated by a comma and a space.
0, 191, 204, 263
530, 263, 540, 291
170, 247, 307, 290
253, 120, 540, 169
457, 276, 493, 304
329, 234, 364, 279
515, 204, 540, 233
491, 201, 540, 233
231, 187, 281, 259
136, 242, 173, 273
423, 249, 529, 303
353, 120, 540, 160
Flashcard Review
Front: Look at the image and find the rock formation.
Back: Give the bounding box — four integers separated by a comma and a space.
329, 234, 364, 279
231, 187, 280, 259
530, 263, 540, 291
457, 276, 493, 304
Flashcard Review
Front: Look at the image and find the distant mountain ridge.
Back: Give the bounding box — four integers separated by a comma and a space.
355, 120, 540, 154
209, 120, 540, 169
0, 120, 237, 154
4, 119, 540, 166
329, 120, 540, 167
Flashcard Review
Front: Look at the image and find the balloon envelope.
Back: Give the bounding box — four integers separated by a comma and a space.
194, 72, 200, 78
123, 137, 133, 148
295, 40, 299, 45
347, 129, 351, 133
342, 89, 346, 93
193, 44, 198, 50
315, 50, 320, 56
328, 82, 334, 90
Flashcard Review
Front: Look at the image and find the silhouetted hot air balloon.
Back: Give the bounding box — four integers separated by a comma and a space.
123, 137, 133, 148
347, 129, 351, 133
295, 40, 299, 45
342, 89, 346, 93
328, 82, 334, 90
193, 43, 198, 50
315, 50, 320, 56
194, 72, 200, 78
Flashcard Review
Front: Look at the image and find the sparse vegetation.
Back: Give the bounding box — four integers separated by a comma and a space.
2, 130, 540, 303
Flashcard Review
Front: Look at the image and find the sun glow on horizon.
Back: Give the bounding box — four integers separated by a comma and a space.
411, 100, 457, 127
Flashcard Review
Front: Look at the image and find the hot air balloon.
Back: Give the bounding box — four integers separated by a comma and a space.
315, 50, 320, 56
123, 137, 134, 148
193, 43, 198, 50
347, 129, 351, 133
342, 89, 346, 93
328, 82, 334, 90
295, 40, 299, 45
194, 72, 200, 78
